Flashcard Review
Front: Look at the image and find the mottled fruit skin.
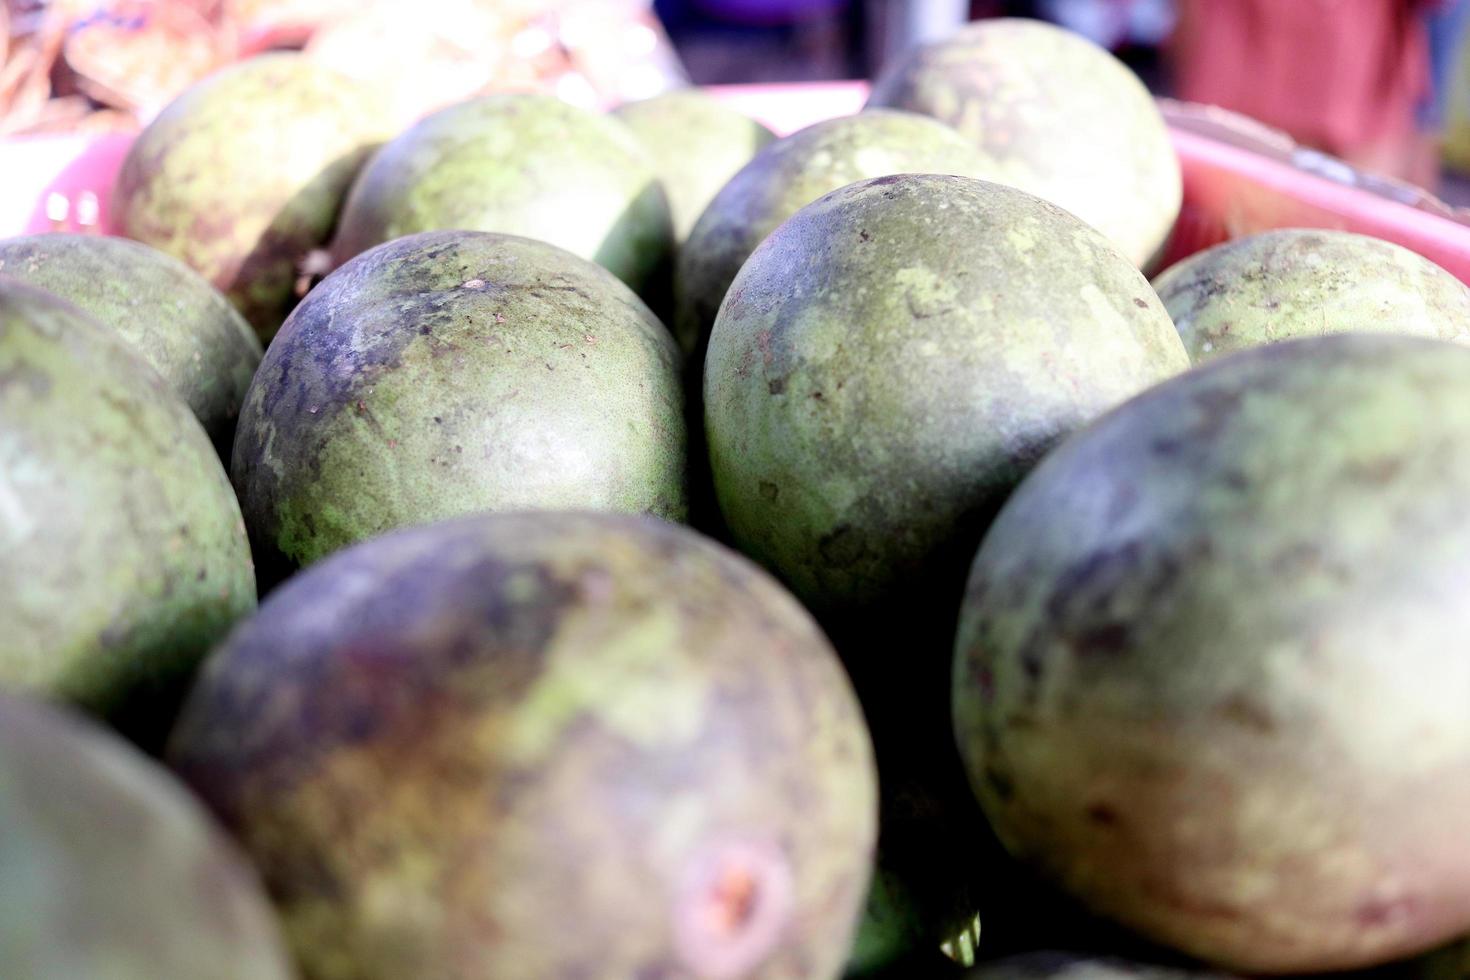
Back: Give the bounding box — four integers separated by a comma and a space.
0, 280, 255, 745
0, 694, 291, 979
613, 90, 776, 244
332, 93, 674, 297
112, 53, 385, 339
705, 174, 1187, 615
674, 109, 993, 357
233, 231, 687, 575
964, 954, 1225, 980
169, 511, 878, 980
867, 18, 1180, 269
954, 335, 1470, 973
1153, 228, 1470, 361
0, 234, 262, 451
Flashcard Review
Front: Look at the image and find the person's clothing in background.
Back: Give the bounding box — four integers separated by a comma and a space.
1039, 0, 1174, 49
1171, 0, 1443, 187
1434, 1, 1470, 171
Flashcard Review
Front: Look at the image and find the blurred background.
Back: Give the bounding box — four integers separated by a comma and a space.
5, 0, 1470, 194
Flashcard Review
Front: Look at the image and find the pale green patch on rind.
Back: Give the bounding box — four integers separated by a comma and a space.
704, 174, 1187, 614
333, 92, 674, 297
0, 695, 291, 979
111, 53, 387, 340
868, 17, 1181, 270
1153, 228, 1470, 360
0, 280, 255, 739
0, 234, 261, 450
613, 90, 776, 244
954, 334, 1470, 973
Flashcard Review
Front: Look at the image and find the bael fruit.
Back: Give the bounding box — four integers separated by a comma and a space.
1153, 228, 1470, 361
705, 173, 1186, 618
0, 279, 254, 746
0, 233, 261, 451
112, 53, 384, 339
232, 230, 686, 577
0, 693, 291, 979
613, 89, 776, 245
955, 334, 1470, 973
332, 92, 674, 297
867, 18, 1180, 269
169, 510, 878, 980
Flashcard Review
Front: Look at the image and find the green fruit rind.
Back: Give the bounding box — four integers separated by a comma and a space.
955, 334, 1470, 973
674, 108, 996, 357
705, 174, 1187, 614
111, 53, 385, 339
232, 230, 687, 573
0, 694, 291, 979
1153, 228, 1470, 360
0, 279, 254, 737
867, 18, 1180, 269
169, 511, 878, 980
332, 92, 674, 296
613, 90, 776, 244
0, 234, 262, 448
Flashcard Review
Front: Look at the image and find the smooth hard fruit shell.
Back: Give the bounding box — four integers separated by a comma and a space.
0, 694, 291, 980
673, 109, 995, 357
954, 334, 1470, 973
867, 18, 1180, 269
168, 511, 878, 980
1153, 228, 1470, 361
0, 234, 262, 450
332, 93, 674, 297
0, 280, 254, 742
613, 90, 776, 244
232, 230, 687, 575
705, 174, 1187, 615
111, 53, 385, 339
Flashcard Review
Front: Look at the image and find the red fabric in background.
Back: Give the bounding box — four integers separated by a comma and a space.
1173, 0, 1434, 155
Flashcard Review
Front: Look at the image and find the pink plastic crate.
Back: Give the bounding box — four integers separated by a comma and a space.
5, 81, 1470, 283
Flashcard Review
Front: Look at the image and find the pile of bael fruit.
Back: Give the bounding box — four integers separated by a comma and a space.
4, 15, 1470, 980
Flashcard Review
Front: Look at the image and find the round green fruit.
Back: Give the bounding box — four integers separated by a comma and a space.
332, 92, 674, 297
867, 18, 1180, 269
0, 694, 290, 979
232, 230, 686, 575
705, 174, 1186, 615
169, 511, 878, 980
0, 233, 261, 450
955, 334, 1470, 973
1153, 228, 1470, 361
0, 279, 254, 743
111, 53, 385, 340
613, 89, 776, 245
674, 109, 993, 357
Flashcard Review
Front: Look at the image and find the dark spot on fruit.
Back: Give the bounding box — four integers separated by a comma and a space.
984, 766, 1015, 801
1086, 802, 1120, 826
1133, 297, 1148, 308
1217, 693, 1276, 733
1070, 622, 1131, 657
817, 525, 865, 568
758, 481, 779, 502
767, 377, 785, 395
1356, 895, 1416, 928
858, 229, 871, 243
